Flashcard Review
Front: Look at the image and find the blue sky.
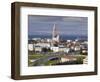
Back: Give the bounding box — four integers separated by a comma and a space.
28, 15, 88, 36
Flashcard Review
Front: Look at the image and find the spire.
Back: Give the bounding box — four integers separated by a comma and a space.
52, 24, 59, 43
52, 23, 56, 38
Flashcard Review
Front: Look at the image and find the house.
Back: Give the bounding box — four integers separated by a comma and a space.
58, 45, 70, 53
50, 46, 59, 52
74, 46, 81, 51
61, 55, 77, 63
28, 44, 33, 51
34, 46, 42, 52
35, 42, 51, 48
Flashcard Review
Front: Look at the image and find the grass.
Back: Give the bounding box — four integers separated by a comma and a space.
28, 54, 44, 59
28, 53, 87, 66
76, 56, 86, 64
28, 53, 61, 66
28, 54, 44, 66
44, 60, 60, 65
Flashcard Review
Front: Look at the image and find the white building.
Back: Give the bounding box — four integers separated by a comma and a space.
74, 46, 81, 51
34, 46, 42, 52
67, 40, 72, 43
61, 56, 77, 63
35, 42, 51, 48
50, 45, 70, 53
59, 46, 70, 53
28, 44, 33, 51
50, 46, 59, 52
47, 39, 52, 43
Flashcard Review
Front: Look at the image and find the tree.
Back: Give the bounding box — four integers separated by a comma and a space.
42, 48, 48, 52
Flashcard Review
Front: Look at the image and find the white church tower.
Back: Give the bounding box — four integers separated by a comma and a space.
50, 24, 60, 52
52, 24, 59, 43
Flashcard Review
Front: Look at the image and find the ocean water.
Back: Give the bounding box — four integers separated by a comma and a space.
28, 34, 87, 41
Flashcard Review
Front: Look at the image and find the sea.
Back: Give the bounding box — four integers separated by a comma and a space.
28, 34, 87, 41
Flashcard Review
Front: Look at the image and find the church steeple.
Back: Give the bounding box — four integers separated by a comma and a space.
52, 24, 59, 43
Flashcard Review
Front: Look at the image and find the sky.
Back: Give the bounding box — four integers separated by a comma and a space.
28, 15, 88, 36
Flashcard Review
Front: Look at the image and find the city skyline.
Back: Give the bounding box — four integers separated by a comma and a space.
28, 15, 88, 36
28, 15, 88, 66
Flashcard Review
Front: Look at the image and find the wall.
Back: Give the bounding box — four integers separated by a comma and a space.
0, 0, 100, 82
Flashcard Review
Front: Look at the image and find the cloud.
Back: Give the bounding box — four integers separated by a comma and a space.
28, 15, 88, 36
